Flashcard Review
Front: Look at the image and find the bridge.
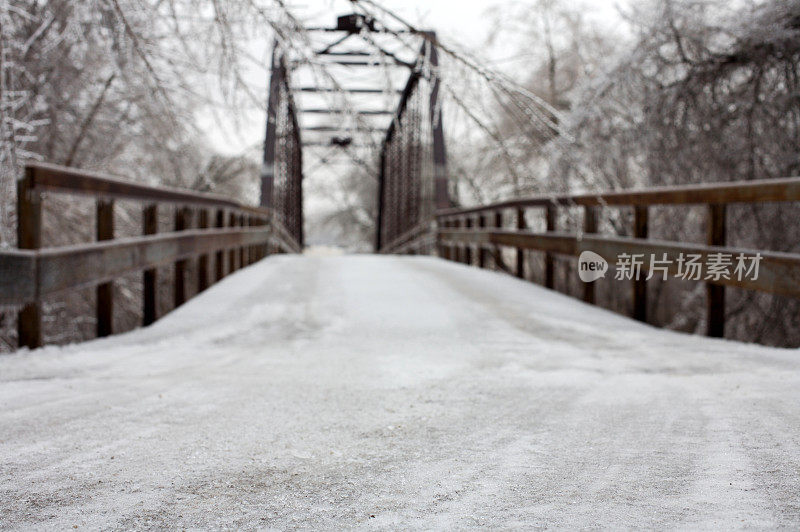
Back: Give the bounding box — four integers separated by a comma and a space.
2, 12, 800, 529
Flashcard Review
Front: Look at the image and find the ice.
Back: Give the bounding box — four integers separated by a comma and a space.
1, 255, 799, 528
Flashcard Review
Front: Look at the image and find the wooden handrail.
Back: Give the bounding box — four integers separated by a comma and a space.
7, 163, 302, 349
0, 228, 279, 306
383, 176, 800, 343
26, 162, 261, 210
435, 176, 800, 219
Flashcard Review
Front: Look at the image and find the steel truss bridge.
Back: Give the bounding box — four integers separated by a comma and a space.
1, 11, 800, 350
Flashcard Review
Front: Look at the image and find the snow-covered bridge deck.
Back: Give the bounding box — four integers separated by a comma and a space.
2, 255, 799, 528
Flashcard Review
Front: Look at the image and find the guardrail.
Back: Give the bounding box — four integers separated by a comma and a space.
3, 163, 302, 349
386, 176, 800, 339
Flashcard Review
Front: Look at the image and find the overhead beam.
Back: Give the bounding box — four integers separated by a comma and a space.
304, 27, 411, 33
301, 126, 383, 132
316, 51, 371, 56
302, 142, 374, 147
295, 87, 402, 94
329, 60, 410, 67
300, 109, 393, 115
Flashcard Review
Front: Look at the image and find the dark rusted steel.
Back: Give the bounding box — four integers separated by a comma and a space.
707, 204, 726, 337
296, 87, 402, 94
427, 32, 450, 211
375, 30, 448, 253
261, 42, 304, 249
17, 167, 43, 349
143, 204, 158, 326
301, 108, 392, 115
96, 200, 114, 337
262, 41, 282, 210
633, 206, 648, 322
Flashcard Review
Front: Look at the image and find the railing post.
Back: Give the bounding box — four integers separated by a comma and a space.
17, 167, 43, 349
436, 218, 444, 259
494, 210, 503, 271
633, 205, 648, 322
248, 216, 255, 264
516, 208, 525, 279
239, 214, 246, 266
96, 200, 114, 337
229, 212, 237, 272
261, 216, 269, 260
439, 219, 448, 261
215, 209, 225, 280
198, 208, 209, 293
707, 204, 726, 337
143, 204, 158, 325
478, 214, 487, 268
447, 219, 454, 261
545, 204, 555, 289
174, 207, 190, 308
453, 218, 461, 263
582, 206, 598, 304
464, 216, 473, 266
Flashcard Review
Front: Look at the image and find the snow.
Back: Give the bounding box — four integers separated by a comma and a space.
1, 255, 800, 528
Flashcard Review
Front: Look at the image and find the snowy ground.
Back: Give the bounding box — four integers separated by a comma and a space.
1, 255, 800, 529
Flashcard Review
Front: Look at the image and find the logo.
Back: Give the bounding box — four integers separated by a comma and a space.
578, 251, 608, 282
576, 251, 762, 282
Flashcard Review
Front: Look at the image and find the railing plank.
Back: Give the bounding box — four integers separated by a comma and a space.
436, 176, 800, 219
37, 228, 271, 299
0, 251, 37, 306
438, 229, 800, 299
27, 162, 241, 208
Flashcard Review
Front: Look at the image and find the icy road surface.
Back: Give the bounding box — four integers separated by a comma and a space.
2, 255, 800, 529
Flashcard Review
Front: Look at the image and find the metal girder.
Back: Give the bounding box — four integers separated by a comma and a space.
301, 126, 382, 132
261, 40, 304, 247
300, 109, 393, 115
374, 31, 449, 251
295, 87, 402, 94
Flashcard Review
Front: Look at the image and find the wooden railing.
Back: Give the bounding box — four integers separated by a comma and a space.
2, 163, 302, 349
387, 176, 800, 338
